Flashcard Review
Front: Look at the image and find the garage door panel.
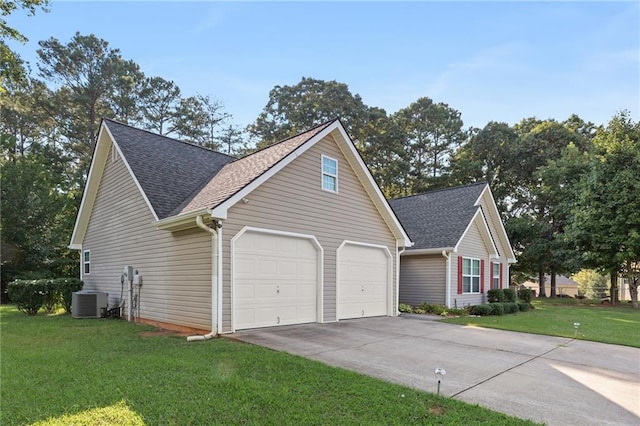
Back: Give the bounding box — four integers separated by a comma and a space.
234, 230, 318, 330
338, 243, 389, 320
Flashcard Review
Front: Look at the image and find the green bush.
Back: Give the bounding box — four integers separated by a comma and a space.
518, 302, 531, 312
503, 288, 516, 303
505, 302, 519, 314
416, 302, 448, 315
7, 278, 83, 315
7, 280, 47, 315
487, 289, 505, 303
447, 307, 468, 316
490, 302, 505, 316
469, 304, 493, 316
54, 278, 84, 313
517, 288, 532, 303
398, 303, 413, 313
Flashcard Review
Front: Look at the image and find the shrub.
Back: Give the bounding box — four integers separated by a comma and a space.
487, 289, 505, 303
490, 302, 505, 316
398, 303, 413, 313
517, 288, 532, 303
518, 302, 531, 312
447, 307, 468, 316
503, 288, 516, 303
54, 278, 84, 313
7, 280, 47, 315
416, 302, 447, 315
42, 279, 59, 314
505, 302, 519, 314
469, 304, 493, 316
413, 308, 426, 314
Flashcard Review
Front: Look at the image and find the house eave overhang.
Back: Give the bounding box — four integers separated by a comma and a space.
156, 209, 216, 232
401, 247, 456, 256
207, 121, 412, 247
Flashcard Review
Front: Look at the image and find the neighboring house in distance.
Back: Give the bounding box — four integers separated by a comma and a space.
521, 275, 580, 298
389, 183, 516, 308
69, 118, 411, 334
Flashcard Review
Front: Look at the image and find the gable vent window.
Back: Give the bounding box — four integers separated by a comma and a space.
83, 250, 90, 275
321, 155, 338, 193
111, 144, 118, 163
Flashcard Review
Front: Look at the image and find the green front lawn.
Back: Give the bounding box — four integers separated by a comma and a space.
442, 299, 640, 348
0, 306, 537, 425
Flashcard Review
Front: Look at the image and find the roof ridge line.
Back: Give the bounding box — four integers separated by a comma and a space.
102, 117, 237, 160
390, 181, 488, 201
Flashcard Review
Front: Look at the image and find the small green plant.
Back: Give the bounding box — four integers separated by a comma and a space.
487, 289, 505, 303
503, 288, 516, 303
413, 307, 426, 314
517, 288, 532, 303
398, 303, 413, 313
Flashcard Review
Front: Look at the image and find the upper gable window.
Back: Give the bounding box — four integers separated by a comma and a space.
111, 144, 118, 163
321, 155, 338, 193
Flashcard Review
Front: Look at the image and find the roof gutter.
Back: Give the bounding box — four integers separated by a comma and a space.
187, 215, 222, 341
401, 247, 456, 256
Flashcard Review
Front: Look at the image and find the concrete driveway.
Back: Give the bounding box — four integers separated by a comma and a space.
230, 315, 640, 425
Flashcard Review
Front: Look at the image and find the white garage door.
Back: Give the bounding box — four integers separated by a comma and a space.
233, 230, 319, 330
338, 243, 390, 319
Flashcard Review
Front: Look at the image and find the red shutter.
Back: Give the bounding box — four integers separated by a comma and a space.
499, 263, 504, 289
457, 257, 463, 294
480, 259, 485, 293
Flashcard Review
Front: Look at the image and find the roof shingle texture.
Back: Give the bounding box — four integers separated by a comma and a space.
104, 119, 235, 219
389, 183, 487, 250
175, 120, 334, 215
105, 118, 335, 220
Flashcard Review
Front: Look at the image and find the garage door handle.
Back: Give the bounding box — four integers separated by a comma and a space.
276, 286, 280, 293
277, 316, 280, 324
361, 285, 364, 292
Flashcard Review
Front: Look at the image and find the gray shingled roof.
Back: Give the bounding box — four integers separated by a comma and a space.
389, 183, 488, 250
175, 120, 335, 215
103, 118, 336, 220
104, 119, 235, 219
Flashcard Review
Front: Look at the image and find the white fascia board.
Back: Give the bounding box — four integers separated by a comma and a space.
478, 185, 517, 261
68, 123, 109, 248
331, 124, 413, 247
454, 208, 499, 257
69, 121, 160, 248
402, 247, 455, 256
106, 125, 159, 222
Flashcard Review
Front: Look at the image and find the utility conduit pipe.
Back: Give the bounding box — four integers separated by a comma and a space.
187, 215, 219, 342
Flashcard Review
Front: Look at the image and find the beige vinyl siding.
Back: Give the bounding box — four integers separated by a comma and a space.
222, 134, 397, 331
452, 217, 491, 307
82, 145, 212, 330
399, 255, 446, 305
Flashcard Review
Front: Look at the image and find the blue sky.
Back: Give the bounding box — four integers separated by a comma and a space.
7, 1, 639, 130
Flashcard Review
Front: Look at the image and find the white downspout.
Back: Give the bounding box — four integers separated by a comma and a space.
442, 251, 451, 308
187, 215, 219, 342
396, 243, 405, 315
216, 225, 223, 335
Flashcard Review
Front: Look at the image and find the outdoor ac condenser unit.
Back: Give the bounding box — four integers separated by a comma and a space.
72, 290, 108, 318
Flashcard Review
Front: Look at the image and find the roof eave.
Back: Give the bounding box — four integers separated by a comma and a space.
402, 247, 456, 256
156, 209, 215, 231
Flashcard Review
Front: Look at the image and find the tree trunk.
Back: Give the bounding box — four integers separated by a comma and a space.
550, 267, 557, 298
538, 266, 546, 298
630, 278, 639, 309
610, 272, 618, 304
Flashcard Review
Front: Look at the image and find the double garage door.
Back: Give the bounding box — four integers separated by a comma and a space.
233, 229, 391, 330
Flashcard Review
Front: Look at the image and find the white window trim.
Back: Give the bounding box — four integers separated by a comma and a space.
492, 262, 500, 289
83, 250, 90, 275
321, 154, 338, 193
462, 257, 480, 294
